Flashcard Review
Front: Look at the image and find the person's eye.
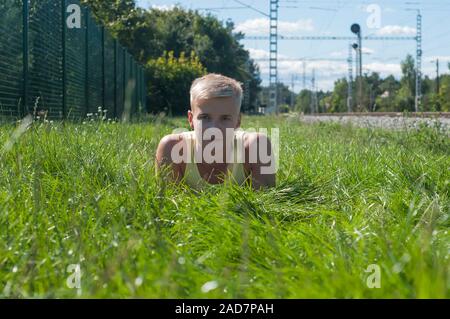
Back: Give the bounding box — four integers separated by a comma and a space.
222, 116, 232, 121
198, 115, 210, 120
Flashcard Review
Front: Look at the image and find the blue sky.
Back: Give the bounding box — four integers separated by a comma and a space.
136, 0, 450, 92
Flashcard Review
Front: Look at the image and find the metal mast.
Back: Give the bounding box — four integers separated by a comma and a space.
415, 11, 422, 112
269, 0, 279, 114
302, 61, 306, 90
290, 74, 296, 110
347, 43, 353, 113
311, 68, 317, 114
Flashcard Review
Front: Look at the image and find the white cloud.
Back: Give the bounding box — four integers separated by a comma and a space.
330, 50, 345, 58
317, 79, 339, 91
236, 18, 314, 36
364, 62, 401, 76
150, 4, 176, 11
362, 47, 375, 55
136, 1, 177, 10
247, 48, 270, 60
426, 55, 450, 63
330, 47, 375, 58
247, 48, 288, 60
257, 59, 346, 74
376, 25, 416, 36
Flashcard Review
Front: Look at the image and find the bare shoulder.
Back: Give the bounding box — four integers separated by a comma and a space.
158, 133, 185, 149
156, 132, 189, 166
242, 130, 274, 167
241, 130, 276, 189
243, 131, 272, 149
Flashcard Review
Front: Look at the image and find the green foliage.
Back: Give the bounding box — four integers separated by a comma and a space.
278, 104, 290, 114
0, 117, 448, 298
295, 90, 312, 113
261, 83, 295, 110
307, 54, 449, 113
433, 74, 450, 112
330, 78, 349, 113
145, 51, 207, 115
400, 54, 417, 97
376, 75, 401, 112
81, 1, 261, 113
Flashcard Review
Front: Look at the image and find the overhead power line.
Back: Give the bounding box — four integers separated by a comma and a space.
231, 0, 270, 17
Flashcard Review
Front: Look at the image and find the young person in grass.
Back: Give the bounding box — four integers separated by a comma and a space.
156, 73, 276, 190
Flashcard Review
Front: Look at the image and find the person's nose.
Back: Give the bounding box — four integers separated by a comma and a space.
202, 124, 226, 141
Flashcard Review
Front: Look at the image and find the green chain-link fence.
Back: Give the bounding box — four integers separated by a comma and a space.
0, 0, 146, 121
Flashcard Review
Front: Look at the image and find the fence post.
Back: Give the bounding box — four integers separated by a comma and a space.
140, 68, 143, 112
61, 0, 67, 120
22, 0, 29, 117
137, 66, 141, 115
142, 68, 146, 112
134, 62, 138, 116
84, 6, 89, 117
130, 60, 134, 120
123, 48, 126, 119
113, 39, 117, 119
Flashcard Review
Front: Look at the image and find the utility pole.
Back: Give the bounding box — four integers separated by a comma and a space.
436, 59, 440, 94
302, 61, 306, 90
310, 69, 318, 114
431, 58, 441, 111
369, 84, 374, 112
352, 43, 360, 111
347, 43, 353, 112
351, 24, 363, 112
230, 0, 281, 115
415, 10, 422, 112
241, 5, 420, 115
269, 0, 279, 114
290, 74, 296, 110
245, 32, 417, 112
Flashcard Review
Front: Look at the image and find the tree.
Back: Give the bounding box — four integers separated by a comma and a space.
259, 83, 295, 112
330, 78, 348, 113
295, 90, 312, 113
435, 74, 450, 112
397, 54, 416, 111
81, 1, 262, 113
376, 75, 400, 112
146, 51, 207, 115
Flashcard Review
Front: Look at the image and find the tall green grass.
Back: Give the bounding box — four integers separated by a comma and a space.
0, 115, 448, 298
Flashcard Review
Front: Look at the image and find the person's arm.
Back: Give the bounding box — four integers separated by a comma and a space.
155, 134, 184, 182
244, 132, 276, 190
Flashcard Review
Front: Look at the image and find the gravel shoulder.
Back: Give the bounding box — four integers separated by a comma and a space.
299, 114, 450, 133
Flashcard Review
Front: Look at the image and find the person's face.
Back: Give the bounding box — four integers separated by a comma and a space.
188, 96, 241, 144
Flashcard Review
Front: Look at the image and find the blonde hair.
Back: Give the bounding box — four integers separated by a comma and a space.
190, 74, 243, 111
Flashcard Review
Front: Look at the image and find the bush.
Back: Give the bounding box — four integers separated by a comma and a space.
146, 51, 207, 115
278, 104, 290, 113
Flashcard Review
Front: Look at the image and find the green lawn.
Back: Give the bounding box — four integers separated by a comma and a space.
0, 115, 448, 298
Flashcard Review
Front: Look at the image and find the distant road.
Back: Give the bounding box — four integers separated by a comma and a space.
298, 112, 450, 132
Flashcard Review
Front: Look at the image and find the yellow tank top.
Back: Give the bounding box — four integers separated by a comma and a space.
182, 130, 248, 190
